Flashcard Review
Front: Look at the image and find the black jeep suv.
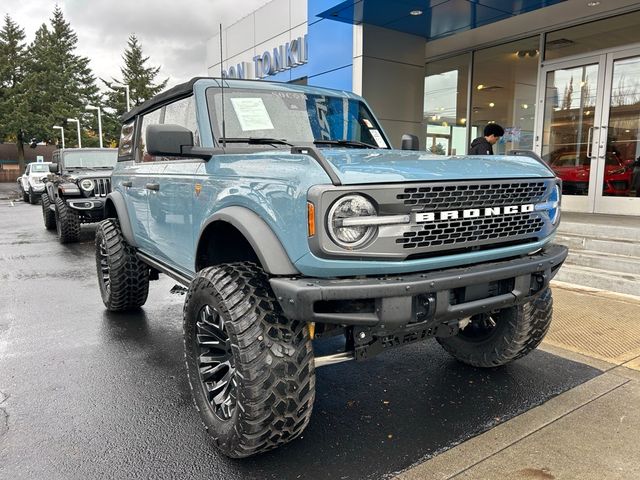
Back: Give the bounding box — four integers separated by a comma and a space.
42, 148, 117, 243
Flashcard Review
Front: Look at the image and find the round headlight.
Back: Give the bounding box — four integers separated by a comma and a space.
80, 179, 95, 192
327, 195, 377, 248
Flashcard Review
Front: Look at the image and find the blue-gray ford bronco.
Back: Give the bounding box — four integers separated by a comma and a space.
94, 77, 567, 458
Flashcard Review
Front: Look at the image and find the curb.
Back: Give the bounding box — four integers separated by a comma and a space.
550, 279, 640, 304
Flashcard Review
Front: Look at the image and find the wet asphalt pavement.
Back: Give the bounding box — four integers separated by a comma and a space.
0, 194, 601, 480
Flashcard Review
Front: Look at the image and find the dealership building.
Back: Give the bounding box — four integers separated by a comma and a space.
207, 0, 640, 217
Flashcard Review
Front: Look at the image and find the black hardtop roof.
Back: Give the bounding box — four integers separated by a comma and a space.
119, 76, 359, 123
119, 77, 208, 123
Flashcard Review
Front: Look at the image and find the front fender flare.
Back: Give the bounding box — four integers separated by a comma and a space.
104, 191, 138, 247
200, 206, 299, 276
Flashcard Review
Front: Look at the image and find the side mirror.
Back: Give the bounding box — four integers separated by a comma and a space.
401, 134, 419, 151
49, 163, 59, 173
146, 124, 195, 157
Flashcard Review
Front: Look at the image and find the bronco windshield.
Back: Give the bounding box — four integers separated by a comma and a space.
62, 150, 117, 169
207, 88, 389, 149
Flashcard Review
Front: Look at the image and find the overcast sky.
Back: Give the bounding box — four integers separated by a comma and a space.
1, 0, 268, 89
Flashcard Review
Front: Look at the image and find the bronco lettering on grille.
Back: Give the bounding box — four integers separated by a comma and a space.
415, 204, 534, 223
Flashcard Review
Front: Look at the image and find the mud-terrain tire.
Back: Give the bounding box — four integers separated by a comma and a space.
54, 197, 80, 243
41, 193, 56, 230
28, 188, 37, 204
436, 288, 553, 368
95, 219, 149, 311
183, 262, 315, 458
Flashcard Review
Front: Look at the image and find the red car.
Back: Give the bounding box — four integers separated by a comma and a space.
549, 151, 632, 196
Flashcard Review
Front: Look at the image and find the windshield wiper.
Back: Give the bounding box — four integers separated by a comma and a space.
218, 137, 293, 146
313, 139, 377, 149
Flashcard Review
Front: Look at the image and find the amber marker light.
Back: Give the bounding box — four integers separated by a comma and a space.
307, 202, 316, 236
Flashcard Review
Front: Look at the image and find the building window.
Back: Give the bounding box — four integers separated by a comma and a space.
545, 10, 640, 61
424, 53, 470, 155
470, 36, 539, 155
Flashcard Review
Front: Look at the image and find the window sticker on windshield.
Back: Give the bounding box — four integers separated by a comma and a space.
230, 97, 274, 131
369, 129, 387, 148
362, 118, 373, 129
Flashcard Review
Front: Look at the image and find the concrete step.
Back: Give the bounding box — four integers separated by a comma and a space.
554, 264, 640, 297
556, 233, 640, 257
558, 220, 640, 242
564, 249, 640, 275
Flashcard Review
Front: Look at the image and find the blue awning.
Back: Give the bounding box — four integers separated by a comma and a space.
317, 0, 566, 41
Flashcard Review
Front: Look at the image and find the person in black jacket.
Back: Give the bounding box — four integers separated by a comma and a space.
469, 123, 505, 155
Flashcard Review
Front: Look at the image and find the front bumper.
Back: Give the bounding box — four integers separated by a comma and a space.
270, 244, 568, 328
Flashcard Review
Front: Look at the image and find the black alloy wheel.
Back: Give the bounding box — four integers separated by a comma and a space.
195, 304, 237, 421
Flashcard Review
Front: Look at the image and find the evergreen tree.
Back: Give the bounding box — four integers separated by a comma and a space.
21, 7, 100, 148
0, 15, 28, 170
102, 34, 169, 144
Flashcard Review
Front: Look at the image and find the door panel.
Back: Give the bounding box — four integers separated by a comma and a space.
595, 52, 640, 215
538, 49, 640, 216
118, 162, 152, 251
539, 60, 603, 213
147, 161, 198, 272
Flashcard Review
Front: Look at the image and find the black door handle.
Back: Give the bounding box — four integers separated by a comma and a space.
121, 181, 132, 187
145, 183, 160, 191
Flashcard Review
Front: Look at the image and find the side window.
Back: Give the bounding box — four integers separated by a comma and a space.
163, 96, 200, 146
118, 121, 135, 159
137, 108, 162, 163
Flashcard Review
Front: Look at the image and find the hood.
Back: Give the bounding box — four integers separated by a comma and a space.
319, 149, 555, 185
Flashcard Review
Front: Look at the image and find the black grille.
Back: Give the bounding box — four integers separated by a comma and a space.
92, 178, 111, 197
397, 181, 547, 210
397, 213, 544, 250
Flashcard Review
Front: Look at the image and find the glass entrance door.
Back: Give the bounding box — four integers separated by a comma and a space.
595, 51, 640, 215
539, 58, 603, 213
537, 48, 640, 216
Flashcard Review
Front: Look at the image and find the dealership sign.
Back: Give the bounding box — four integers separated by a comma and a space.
223, 34, 308, 80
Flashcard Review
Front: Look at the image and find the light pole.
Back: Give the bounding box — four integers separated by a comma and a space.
113, 82, 131, 112
53, 125, 65, 149
85, 105, 103, 148
66, 118, 81, 148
